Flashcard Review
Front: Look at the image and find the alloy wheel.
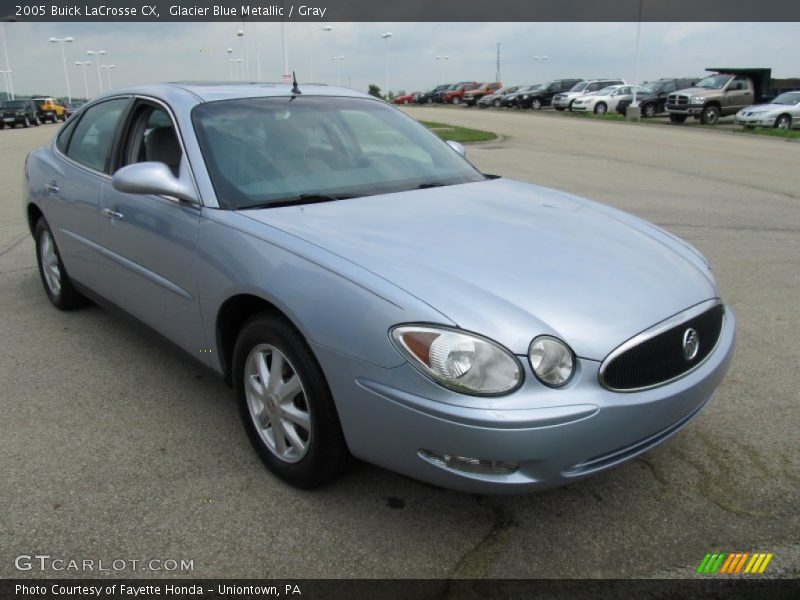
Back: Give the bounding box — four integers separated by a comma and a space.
244, 344, 311, 463
776, 115, 791, 129
39, 230, 62, 297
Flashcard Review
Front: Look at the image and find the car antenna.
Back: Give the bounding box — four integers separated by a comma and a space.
291, 71, 302, 95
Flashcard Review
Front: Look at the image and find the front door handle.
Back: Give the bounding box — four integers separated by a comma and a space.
102, 208, 124, 220
47, 181, 59, 194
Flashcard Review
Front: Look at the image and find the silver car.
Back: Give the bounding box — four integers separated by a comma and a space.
735, 91, 800, 129
24, 83, 735, 493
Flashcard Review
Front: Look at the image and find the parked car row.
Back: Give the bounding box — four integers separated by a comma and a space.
412, 68, 800, 129
1, 97, 84, 129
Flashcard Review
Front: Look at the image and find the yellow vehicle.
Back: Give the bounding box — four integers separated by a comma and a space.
32, 97, 67, 123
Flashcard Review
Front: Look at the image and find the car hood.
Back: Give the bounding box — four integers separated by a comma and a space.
674, 87, 721, 97
243, 178, 716, 360
741, 103, 792, 112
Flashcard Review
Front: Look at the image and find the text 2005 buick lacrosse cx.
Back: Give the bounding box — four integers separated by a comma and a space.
24, 83, 735, 493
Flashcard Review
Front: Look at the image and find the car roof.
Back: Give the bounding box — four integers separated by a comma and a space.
95, 82, 373, 105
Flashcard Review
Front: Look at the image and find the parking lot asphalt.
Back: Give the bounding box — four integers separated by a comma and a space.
1, 111, 798, 580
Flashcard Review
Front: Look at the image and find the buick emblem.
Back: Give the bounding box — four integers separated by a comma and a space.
682, 328, 700, 361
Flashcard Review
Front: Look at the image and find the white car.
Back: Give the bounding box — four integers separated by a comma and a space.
735, 91, 800, 129
571, 85, 641, 115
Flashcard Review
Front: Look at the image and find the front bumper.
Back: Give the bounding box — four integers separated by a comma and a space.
735, 114, 776, 127
666, 103, 703, 116
315, 306, 735, 494
571, 103, 591, 112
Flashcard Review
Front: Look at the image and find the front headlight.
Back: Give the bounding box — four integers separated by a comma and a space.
528, 336, 576, 388
691, 96, 705, 104
391, 325, 522, 395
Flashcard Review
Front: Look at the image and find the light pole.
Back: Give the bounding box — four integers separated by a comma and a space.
253, 23, 261, 80
226, 48, 234, 80
49, 36, 74, 103
280, 22, 290, 82
228, 58, 243, 80
237, 28, 248, 80
0, 70, 11, 101
101, 64, 115, 89
435, 55, 449, 84
330, 56, 344, 86
533, 55, 549, 84
1, 24, 14, 100
75, 61, 91, 99
381, 32, 392, 98
308, 25, 332, 81
86, 50, 106, 94
631, 0, 643, 109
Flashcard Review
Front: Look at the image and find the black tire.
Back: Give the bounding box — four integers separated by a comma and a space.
233, 313, 351, 489
700, 104, 720, 126
642, 103, 656, 118
452, 96, 461, 105
34, 217, 89, 310
775, 114, 792, 129
568, 100, 576, 111
34, 115, 42, 126
493, 99, 501, 108
23, 116, 30, 128
669, 114, 687, 124
531, 98, 543, 110
594, 102, 607, 115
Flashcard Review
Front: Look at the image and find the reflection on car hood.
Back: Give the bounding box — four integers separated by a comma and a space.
243, 178, 716, 359
741, 103, 794, 112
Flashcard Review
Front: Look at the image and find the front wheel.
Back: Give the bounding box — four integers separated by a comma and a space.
594, 102, 607, 115
642, 103, 657, 118
233, 314, 351, 488
34, 115, 42, 126
452, 96, 461, 105
531, 98, 542, 110
34, 218, 89, 310
23, 116, 30, 128
775, 114, 792, 129
700, 105, 720, 126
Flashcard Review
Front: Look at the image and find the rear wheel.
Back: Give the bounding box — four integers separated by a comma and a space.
775, 114, 792, 129
493, 99, 501, 108
233, 314, 351, 488
452, 96, 461, 105
34, 218, 89, 310
700, 105, 720, 126
34, 115, 42, 126
531, 98, 542, 110
594, 102, 607, 115
669, 114, 687, 124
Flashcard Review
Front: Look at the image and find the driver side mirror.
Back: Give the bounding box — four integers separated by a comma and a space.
446, 140, 466, 157
112, 162, 199, 204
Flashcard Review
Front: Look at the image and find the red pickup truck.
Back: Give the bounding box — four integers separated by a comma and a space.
442, 82, 479, 105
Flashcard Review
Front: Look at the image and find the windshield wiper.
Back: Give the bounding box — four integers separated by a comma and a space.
243, 193, 357, 210
417, 182, 448, 189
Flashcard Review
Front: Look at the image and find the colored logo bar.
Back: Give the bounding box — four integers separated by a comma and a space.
697, 552, 773, 574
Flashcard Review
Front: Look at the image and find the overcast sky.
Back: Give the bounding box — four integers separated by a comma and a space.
1, 21, 799, 98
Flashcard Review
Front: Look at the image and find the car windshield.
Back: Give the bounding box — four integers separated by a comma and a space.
192, 96, 486, 210
772, 92, 800, 105
595, 86, 618, 96
569, 82, 589, 92
3, 100, 26, 109
639, 83, 661, 94
695, 74, 733, 89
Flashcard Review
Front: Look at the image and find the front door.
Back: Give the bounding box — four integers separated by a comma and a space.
94, 100, 205, 356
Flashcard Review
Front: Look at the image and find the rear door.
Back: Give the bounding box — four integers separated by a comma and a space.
39, 97, 131, 288
94, 98, 204, 355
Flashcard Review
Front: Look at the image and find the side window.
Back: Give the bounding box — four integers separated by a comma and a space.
587, 82, 602, 92
66, 98, 128, 172
56, 113, 81, 153
121, 105, 183, 177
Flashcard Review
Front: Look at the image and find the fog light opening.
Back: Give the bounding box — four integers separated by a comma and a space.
419, 449, 519, 475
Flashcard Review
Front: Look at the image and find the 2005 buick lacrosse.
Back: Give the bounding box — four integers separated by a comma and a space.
24, 82, 734, 493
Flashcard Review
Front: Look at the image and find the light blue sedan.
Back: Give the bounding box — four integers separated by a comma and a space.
24, 83, 735, 493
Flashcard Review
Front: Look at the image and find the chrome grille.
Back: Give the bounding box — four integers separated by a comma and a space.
600, 303, 725, 391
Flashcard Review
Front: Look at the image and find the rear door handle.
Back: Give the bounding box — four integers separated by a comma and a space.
47, 181, 59, 194
102, 208, 124, 220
